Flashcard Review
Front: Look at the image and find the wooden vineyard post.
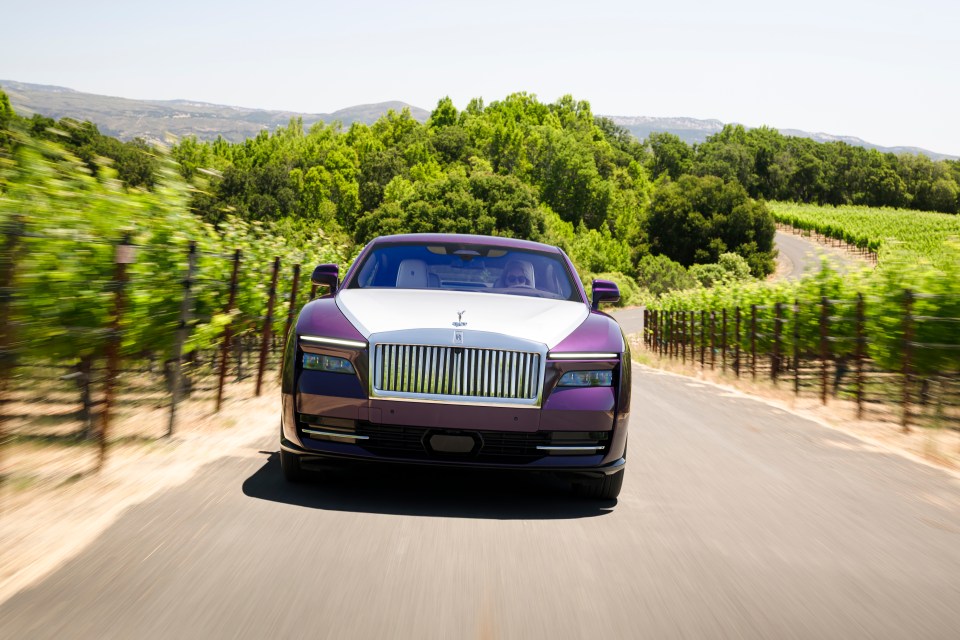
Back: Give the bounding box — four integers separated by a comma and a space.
167, 242, 197, 438
820, 296, 829, 405
672, 312, 678, 359
793, 300, 800, 396
721, 309, 727, 372
216, 250, 241, 413
689, 311, 696, 367
734, 307, 741, 378
100, 235, 134, 470
750, 304, 757, 381
256, 257, 281, 396
657, 311, 663, 357
651, 311, 658, 354
283, 264, 301, 351
666, 312, 671, 358
710, 311, 716, 370
700, 310, 706, 367
665, 311, 671, 358
772, 302, 783, 384
681, 311, 687, 364
855, 293, 865, 420
901, 289, 913, 433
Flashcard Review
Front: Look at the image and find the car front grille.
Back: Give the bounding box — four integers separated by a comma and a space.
372, 344, 541, 399
356, 424, 608, 463
357, 424, 543, 462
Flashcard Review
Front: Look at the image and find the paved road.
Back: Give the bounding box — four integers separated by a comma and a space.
611, 306, 644, 335
775, 230, 860, 280
3, 365, 959, 639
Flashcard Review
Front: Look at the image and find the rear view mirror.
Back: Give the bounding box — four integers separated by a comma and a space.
311, 264, 340, 295
591, 279, 620, 310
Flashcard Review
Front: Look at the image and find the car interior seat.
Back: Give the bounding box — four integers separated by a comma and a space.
396, 259, 429, 288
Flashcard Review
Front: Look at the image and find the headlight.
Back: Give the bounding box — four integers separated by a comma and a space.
557, 370, 613, 387
302, 353, 355, 374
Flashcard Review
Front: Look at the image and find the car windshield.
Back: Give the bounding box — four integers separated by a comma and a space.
347, 242, 581, 301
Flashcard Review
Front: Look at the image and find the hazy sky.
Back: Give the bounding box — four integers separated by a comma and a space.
2, 0, 957, 155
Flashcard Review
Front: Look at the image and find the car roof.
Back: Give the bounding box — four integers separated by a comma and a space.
367, 233, 564, 254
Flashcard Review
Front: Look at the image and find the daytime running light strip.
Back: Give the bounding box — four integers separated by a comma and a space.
547, 352, 619, 360
300, 335, 368, 349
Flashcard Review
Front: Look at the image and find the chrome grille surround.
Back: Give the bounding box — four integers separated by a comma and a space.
368, 329, 547, 407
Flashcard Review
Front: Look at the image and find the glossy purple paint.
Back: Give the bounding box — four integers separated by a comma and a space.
366, 232, 566, 253
543, 386, 615, 412
295, 299, 366, 343
549, 312, 624, 354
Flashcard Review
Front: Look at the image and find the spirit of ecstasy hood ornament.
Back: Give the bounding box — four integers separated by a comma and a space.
452, 310, 467, 327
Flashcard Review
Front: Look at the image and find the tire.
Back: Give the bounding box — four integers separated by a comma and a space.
575, 468, 624, 500
280, 448, 305, 483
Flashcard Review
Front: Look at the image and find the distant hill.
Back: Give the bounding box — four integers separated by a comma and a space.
0, 80, 431, 143
605, 115, 957, 160
2, 80, 955, 159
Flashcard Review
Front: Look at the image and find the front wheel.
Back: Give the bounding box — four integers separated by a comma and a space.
574, 469, 624, 500
280, 448, 305, 483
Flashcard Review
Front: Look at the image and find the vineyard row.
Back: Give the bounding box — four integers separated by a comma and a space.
1, 234, 324, 472
641, 294, 960, 433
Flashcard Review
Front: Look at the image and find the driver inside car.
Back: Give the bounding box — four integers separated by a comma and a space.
496, 259, 536, 289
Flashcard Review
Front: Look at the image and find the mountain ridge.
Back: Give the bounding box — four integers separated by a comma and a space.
2, 80, 954, 160
0, 80, 431, 142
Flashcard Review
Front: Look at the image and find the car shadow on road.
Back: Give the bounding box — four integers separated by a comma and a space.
241, 451, 616, 520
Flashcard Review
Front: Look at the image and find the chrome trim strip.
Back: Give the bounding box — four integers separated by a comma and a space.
370, 395, 540, 409
302, 428, 370, 440
547, 352, 619, 360
535, 445, 606, 451
301, 335, 368, 349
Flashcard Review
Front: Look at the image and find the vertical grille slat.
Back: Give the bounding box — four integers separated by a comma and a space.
374, 344, 540, 400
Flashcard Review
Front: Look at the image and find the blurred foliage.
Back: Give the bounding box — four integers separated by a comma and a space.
0, 110, 348, 376
770, 201, 960, 271
648, 260, 960, 375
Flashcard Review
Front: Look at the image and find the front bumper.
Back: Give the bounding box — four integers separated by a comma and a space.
281, 432, 627, 478
282, 354, 629, 475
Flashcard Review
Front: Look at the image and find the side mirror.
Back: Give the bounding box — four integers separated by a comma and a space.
591, 279, 620, 310
311, 263, 340, 295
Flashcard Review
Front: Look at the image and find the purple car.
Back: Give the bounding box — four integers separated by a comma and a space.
279, 233, 630, 499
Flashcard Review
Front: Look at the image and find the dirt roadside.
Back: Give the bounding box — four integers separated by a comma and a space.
0, 380, 281, 604
629, 337, 960, 476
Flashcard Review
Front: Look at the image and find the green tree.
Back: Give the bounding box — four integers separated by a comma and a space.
646, 132, 693, 180
428, 96, 459, 129
647, 175, 776, 276
635, 254, 696, 295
